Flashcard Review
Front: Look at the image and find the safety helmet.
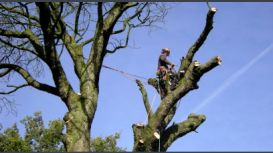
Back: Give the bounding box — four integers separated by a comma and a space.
162, 48, 170, 54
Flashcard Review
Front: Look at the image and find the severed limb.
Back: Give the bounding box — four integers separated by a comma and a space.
198, 56, 222, 74
179, 7, 217, 73
136, 79, 153, 119
160, 113, 206, 151
149, 56, 221, 131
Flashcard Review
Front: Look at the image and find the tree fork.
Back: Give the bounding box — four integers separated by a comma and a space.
133, 7, 219, 151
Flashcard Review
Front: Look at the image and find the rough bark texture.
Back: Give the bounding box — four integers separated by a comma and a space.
0, 2, 164, 151
133, 7, 220, 151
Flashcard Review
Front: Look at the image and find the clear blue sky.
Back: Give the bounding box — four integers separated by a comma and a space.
1, 2, 273, 151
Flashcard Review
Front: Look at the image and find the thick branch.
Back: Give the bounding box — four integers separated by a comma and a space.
36, 2, 75, 100
0, 68, 12, 77
50, 2, 85, 79
149, 56, 221, 130
179, 7, 217, 72
0, 28, 31, 38
103, 2, 136, 32
86, 2, 134, 86
0, 3, 39, 23
136, 79, 152, 118
162, 104, 178, 130
161, 114, 206, 151
111, 2, 144, 35
147, 78, 160, 93
198, 56, 222, 74
0, 28, 45, 58
0, 64, 59, 96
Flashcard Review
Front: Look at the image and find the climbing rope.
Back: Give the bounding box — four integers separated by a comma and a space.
103, 64, 183, 151
102, 64, 159, 122
102, 65, 148, 84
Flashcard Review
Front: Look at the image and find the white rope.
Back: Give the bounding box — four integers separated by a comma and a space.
102, 65, 148, 82
158, 131, 161, 152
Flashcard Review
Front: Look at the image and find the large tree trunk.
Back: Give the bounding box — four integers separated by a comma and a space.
132, 114, 206, 151
63, 91, 97, 151
64, 109, 91, 151
0, 2, 168, 152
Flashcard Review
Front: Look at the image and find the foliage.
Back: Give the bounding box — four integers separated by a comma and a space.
20, 112, 65, 152
0, 2, 167, 151
0, 124, 31, 152
0, 112, 125, 152
90, 133, 126, 152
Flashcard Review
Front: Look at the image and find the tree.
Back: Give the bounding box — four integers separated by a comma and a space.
90, 133, 126, 152
132, 6, 221, 151
0, 124, 31, 151
20, 112, 65, 152
0, 2, 166, 151
0, 112, 126, 152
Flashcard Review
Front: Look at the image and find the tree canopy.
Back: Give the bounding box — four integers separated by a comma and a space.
0, 112, 125, 152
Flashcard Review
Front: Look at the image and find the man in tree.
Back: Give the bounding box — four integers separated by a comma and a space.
157, 48, 184, 98
133, 6, 220, 151
157, 48, 175, 97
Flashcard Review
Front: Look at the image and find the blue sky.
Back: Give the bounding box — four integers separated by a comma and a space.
1, 2, 273, 151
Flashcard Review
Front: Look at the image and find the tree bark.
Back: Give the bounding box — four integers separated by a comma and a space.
132, 7, 219, 151
63, 93, 92, 151
0, 2, 169, 152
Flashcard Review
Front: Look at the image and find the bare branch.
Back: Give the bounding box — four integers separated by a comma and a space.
161, 114, 206, 151
0, 28, 30, 38
0, 96, 17, 115
49, 2, 85, 79
79, 2, 103, 47
18, 2, 31, 29
0, 3, 39, 23
97, 2, 103, 26
0, 28, 45, 58
136, 79, 152, 118
0, 37, 38, 56
73, 2, 83, 39
0, 68, 12, 77
111, 2, 142, 35
179, 7, 217, 72
0, 64, 59, 96
106, 25, 132, 54
198, 56, 222, 74
80, 37, 95, 47
0, 84, 29, 95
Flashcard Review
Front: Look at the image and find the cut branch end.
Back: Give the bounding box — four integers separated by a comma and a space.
210, 7, 217, 12
216, 56, 222, 65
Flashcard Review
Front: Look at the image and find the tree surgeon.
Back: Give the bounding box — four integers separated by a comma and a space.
157, 48, 174, 98
133, 6, 221, 151
157, 48, 184, 98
